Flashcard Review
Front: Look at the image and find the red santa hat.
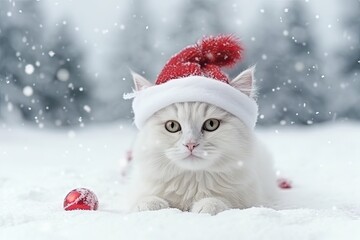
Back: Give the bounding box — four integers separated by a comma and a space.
127, 35, 258, 129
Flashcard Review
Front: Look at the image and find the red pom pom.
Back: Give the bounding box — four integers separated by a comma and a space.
63, 188, 99, 211
156, 35, 243, 84
200, 35, 243, 67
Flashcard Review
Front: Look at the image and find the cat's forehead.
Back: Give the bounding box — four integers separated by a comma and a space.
157, 102, 228, 122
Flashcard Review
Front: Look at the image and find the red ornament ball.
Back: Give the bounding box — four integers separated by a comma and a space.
277, 178, 292, 189
63, 188, 99, 211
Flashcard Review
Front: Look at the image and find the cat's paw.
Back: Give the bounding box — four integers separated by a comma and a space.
134, 196, 169, 212
191, 198, 229, 215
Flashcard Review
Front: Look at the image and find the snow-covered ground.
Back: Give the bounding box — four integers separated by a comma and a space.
1, 122, 360, 240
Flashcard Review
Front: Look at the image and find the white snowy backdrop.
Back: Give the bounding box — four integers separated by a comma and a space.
1, 0, 360, 239
1, 0, 360, 126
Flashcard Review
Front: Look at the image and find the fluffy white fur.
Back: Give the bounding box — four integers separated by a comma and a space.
126, 68, 277, 215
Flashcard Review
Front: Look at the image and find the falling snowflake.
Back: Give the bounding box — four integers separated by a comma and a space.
7, 102, 13, 112
83, 105, 91, 113
23, 86, 33, 97
294, 62, 305, 72
25, 64, 35, 75
48, 51, 55, 57
68, 83, 74, 90
53, 120, 60, 127
68, 130, 76, 139
56, 68, 70, 81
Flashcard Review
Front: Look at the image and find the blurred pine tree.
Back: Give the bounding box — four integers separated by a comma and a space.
107, 0, 155, 120
0, 1, 93, 127
41, 21, 93, 127
169, 0, 230, 52
338, 0, 360, 119
247, 1, 331, 126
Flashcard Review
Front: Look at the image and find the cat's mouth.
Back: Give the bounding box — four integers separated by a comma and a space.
184, 153, 203, 160
167, 150, 216, 170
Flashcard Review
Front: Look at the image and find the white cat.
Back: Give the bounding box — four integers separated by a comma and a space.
126, 67, 277, 215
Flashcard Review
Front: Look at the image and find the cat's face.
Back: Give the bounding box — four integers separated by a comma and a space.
143, 102, 252, 171
133, 67, 256, 172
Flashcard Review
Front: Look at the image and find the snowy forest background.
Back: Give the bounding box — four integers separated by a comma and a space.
0, 0, 359, 128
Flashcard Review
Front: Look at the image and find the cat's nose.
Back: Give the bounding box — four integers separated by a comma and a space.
184, 143, 199, 152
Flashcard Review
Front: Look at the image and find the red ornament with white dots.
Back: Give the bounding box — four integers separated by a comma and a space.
63, 188, 99, 211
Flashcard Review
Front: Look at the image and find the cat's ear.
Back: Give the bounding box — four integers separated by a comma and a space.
131, 71, 153, 91
230, 66, 257, 98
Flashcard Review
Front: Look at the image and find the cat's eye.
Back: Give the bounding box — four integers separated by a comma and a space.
202, 119, 220, 132
165, 120, 181, 133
